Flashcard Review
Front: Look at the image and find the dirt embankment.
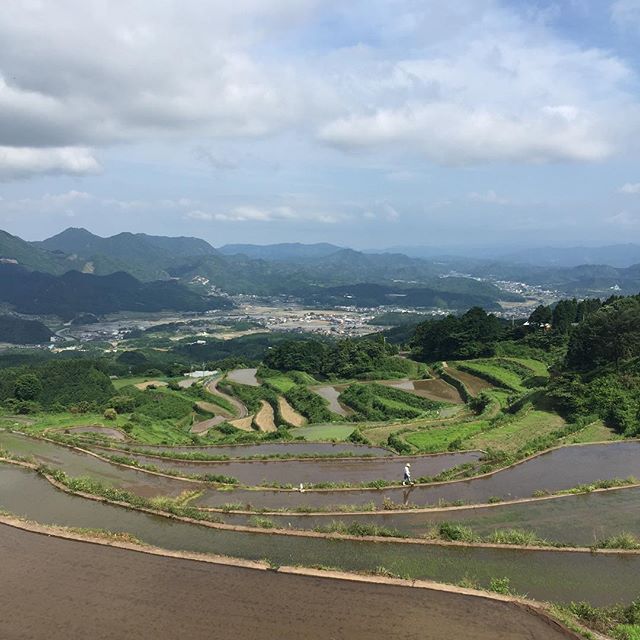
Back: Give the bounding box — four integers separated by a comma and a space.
0, 522, 580, 640
277, 396, 306, 427
254, 400, 277, 432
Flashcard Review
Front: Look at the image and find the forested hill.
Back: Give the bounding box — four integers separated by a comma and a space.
405, 295, 640, 437
0, 264, 231, 319
35, 227, 218, 282
0, 316, 53, 345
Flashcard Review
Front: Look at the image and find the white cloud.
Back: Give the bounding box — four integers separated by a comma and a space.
186, 205, 339, 223
620, 182, 640, 194
0, 147, 99, 180
606, 210, 640, 228
317, 5, 638, 164
0, 0, 639, 181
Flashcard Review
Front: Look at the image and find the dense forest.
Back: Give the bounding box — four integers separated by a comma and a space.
0, 316, 53, 345
263, 337, 412, 379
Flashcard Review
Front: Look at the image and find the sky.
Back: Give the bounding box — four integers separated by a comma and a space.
1, 0, 640, 249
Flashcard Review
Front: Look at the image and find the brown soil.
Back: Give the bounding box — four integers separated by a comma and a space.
446, 368, 493, 395
254, 400, 277, 432
277, 396, 306, 427
381, 379, 464, 404
134, 380, 168, 390
195, 400, 233, 418
190, 416, 227, 435
0, 522, 578, 640
228, 416, 254, 431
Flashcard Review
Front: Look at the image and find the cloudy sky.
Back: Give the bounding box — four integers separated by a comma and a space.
1, 0, 640, 249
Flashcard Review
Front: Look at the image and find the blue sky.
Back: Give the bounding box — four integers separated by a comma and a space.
0, 0, 639, 249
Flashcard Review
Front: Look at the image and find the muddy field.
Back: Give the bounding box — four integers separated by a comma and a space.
0, 523, 579, 640
445, 369, 493, 395
382, 379, 465, 404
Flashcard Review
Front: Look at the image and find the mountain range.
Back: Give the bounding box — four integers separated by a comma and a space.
2, 227, 640, 319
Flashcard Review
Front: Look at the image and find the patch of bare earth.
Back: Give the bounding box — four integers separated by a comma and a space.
278, 396, 306, 427
254, 401, 276, 432
229, 416, 254, 431
135, 380, 168, 390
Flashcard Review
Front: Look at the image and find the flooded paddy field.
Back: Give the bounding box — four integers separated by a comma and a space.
220, 486, 640, 546
195, 441, 640, 510
0, 521, 580, 640
311, 385, 353, 416
226, 368, 260, 386
0, 431, 189, 499
0, 463, 638, 605
4, 431, 640, 513
87, 447, 483, 485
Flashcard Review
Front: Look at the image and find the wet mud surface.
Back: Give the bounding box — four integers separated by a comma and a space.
0, 522, 579, 640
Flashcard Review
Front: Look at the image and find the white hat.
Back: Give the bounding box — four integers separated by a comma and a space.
406, 463, 411, 467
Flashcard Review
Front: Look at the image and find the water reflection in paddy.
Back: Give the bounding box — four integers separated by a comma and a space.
0, 463, 638, 606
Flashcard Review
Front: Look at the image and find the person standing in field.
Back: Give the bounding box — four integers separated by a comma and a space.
403, 462, 412, 485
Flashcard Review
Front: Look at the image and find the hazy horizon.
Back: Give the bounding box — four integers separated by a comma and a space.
1, 1, 640, 248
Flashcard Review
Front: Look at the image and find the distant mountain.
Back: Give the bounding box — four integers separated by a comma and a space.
498, 244, 640, 269
0, 229, 71, 274
0, 315, 53, 344
218, 242, 343, 261
35, 228, 218, 281
0, 264, 231, 319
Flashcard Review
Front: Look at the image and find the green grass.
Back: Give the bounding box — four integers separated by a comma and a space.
559, 420, 619, 445
405, 419, 491, 452
112, 376, 169, 390
292, 424, 355, 441
500, 357, 549, 378
468, 410, 566, 453
455, 361, 525, 392
264, 374, 297, 393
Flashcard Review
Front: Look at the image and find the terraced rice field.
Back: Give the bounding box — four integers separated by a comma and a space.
0, 520, 579, 640
278, 396, 306, 426
2, 423, 640, 637
254, 401, 277, 432
444, 368, 494, 395
227, 368, 260, 387
382, 379, 464, 404
311, 385, 353, 416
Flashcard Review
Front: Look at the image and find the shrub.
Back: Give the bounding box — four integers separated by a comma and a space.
347, 429, 371, 445
436, 522, 475, 542
103, 408, 117, 421
387, 432, 411, 455
488, 577, 513, 595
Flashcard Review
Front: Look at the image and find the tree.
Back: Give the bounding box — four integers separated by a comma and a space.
566, 297, 640, 370
14, 373, 43, 401
528, 305, 552, 325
